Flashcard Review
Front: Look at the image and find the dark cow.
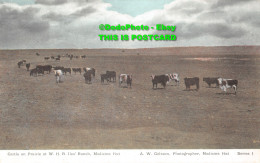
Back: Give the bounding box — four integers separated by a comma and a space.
44, 57, 50, 60
83, 68, 95, 77
30, 68, 38, 76
119, 74, 132, 88
30, 68, 44, 76
63, 68, 71, 75
184, 77, 199, 90
81, 55, 86, 59
84, 71, 92, 84
218, 78, 238, 94
26, 63, 30, 71
17, 61, 23, 68
106, 71, 116, 82
55, 57, 60, 61
36, 65, 52, 74
51, 56, 55, 59
203, 77, 219, 87
72, 68, 82, 74
101, 74, 110, 83
151, 75, 169, 89
36, 53, 40, 56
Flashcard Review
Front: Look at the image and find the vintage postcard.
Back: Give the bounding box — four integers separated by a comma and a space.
0, 0, 259, 162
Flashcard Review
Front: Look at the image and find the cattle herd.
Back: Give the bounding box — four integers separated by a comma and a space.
17, 53, 239, 95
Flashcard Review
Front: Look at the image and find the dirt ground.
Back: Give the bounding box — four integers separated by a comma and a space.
0, 47, 259, 149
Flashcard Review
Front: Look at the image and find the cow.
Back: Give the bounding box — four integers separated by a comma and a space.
30, 68, 38, 76
36, 65, 52, 74
44, 57, 50, 60
217, 78, 238, 95
184, 77, 199, 90
36, 53, 40, 56
26, 63, 30, 71
100, 74, 110, 83
151, 75, 169, 89
203, 77, 219, 87
81, 55, 86, 59
83, 67, 95, 77
53, 66, 64, 70
72, 68, 82, 74
54, 70, 63, 83
17, 61, 23, 68
119, 74, 132, 88
106, 71, 116, 82
166, 73, 180, 86
84, 71, 92, 84
51, 56, 55, 59
55, 57, 60, 61
63, 68, 71, 75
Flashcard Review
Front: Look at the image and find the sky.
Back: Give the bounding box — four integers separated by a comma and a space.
0, 0, 259, 49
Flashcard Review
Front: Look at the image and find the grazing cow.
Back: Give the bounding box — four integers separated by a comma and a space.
44, 57, 50, 60
184, 77, 199, 90
54, 70, 63, 83
17, 61, 23, 68
36, 53, 40, 56
151, 75, 169, 89
119, 74, 132, 88
203, 77, 219, 87
217, 78, 238, 94
100, 74, 110, 83
72, 68, 82, 74
84, 71, 92, 84
106, 71, 116, 82
36, 65, 52, 74
55, 57, 60, 61
26, 63, 30, 71
63, 68, 71, 75
83, 67, 95, 77
51, 56, 55, 59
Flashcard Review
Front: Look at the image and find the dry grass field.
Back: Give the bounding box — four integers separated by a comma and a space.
0, 46, 259, 149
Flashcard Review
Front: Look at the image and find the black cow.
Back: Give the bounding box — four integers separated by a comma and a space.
30, 68, 38, 76
84, 71, 92, 84
81, 55, 86, 59
151, 75, 169, 89
184, 77, 199, 90
203, 77, 219, 87
30, 68, 44, 76
36, 65, 52, 74
36, 53, 40, 56
17, 61, 23, 68
44, 57, 50, 60
72, 68, 82, 74
55, 57, 60, 61
106, 71, 116, 82
26, 63, 30, 71
63, 68, 71, 75
51, 56, 55, 59
101, 74, 110, 83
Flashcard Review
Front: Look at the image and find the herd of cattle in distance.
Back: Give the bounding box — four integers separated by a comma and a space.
17, 53, 239, 95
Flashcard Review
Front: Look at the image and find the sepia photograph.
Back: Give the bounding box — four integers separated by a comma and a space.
0, 0, 259, 162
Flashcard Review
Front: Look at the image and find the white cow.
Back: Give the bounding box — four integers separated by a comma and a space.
166, 73, 180, 85
54, 70, 63, 83
217, 78, 238, 94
